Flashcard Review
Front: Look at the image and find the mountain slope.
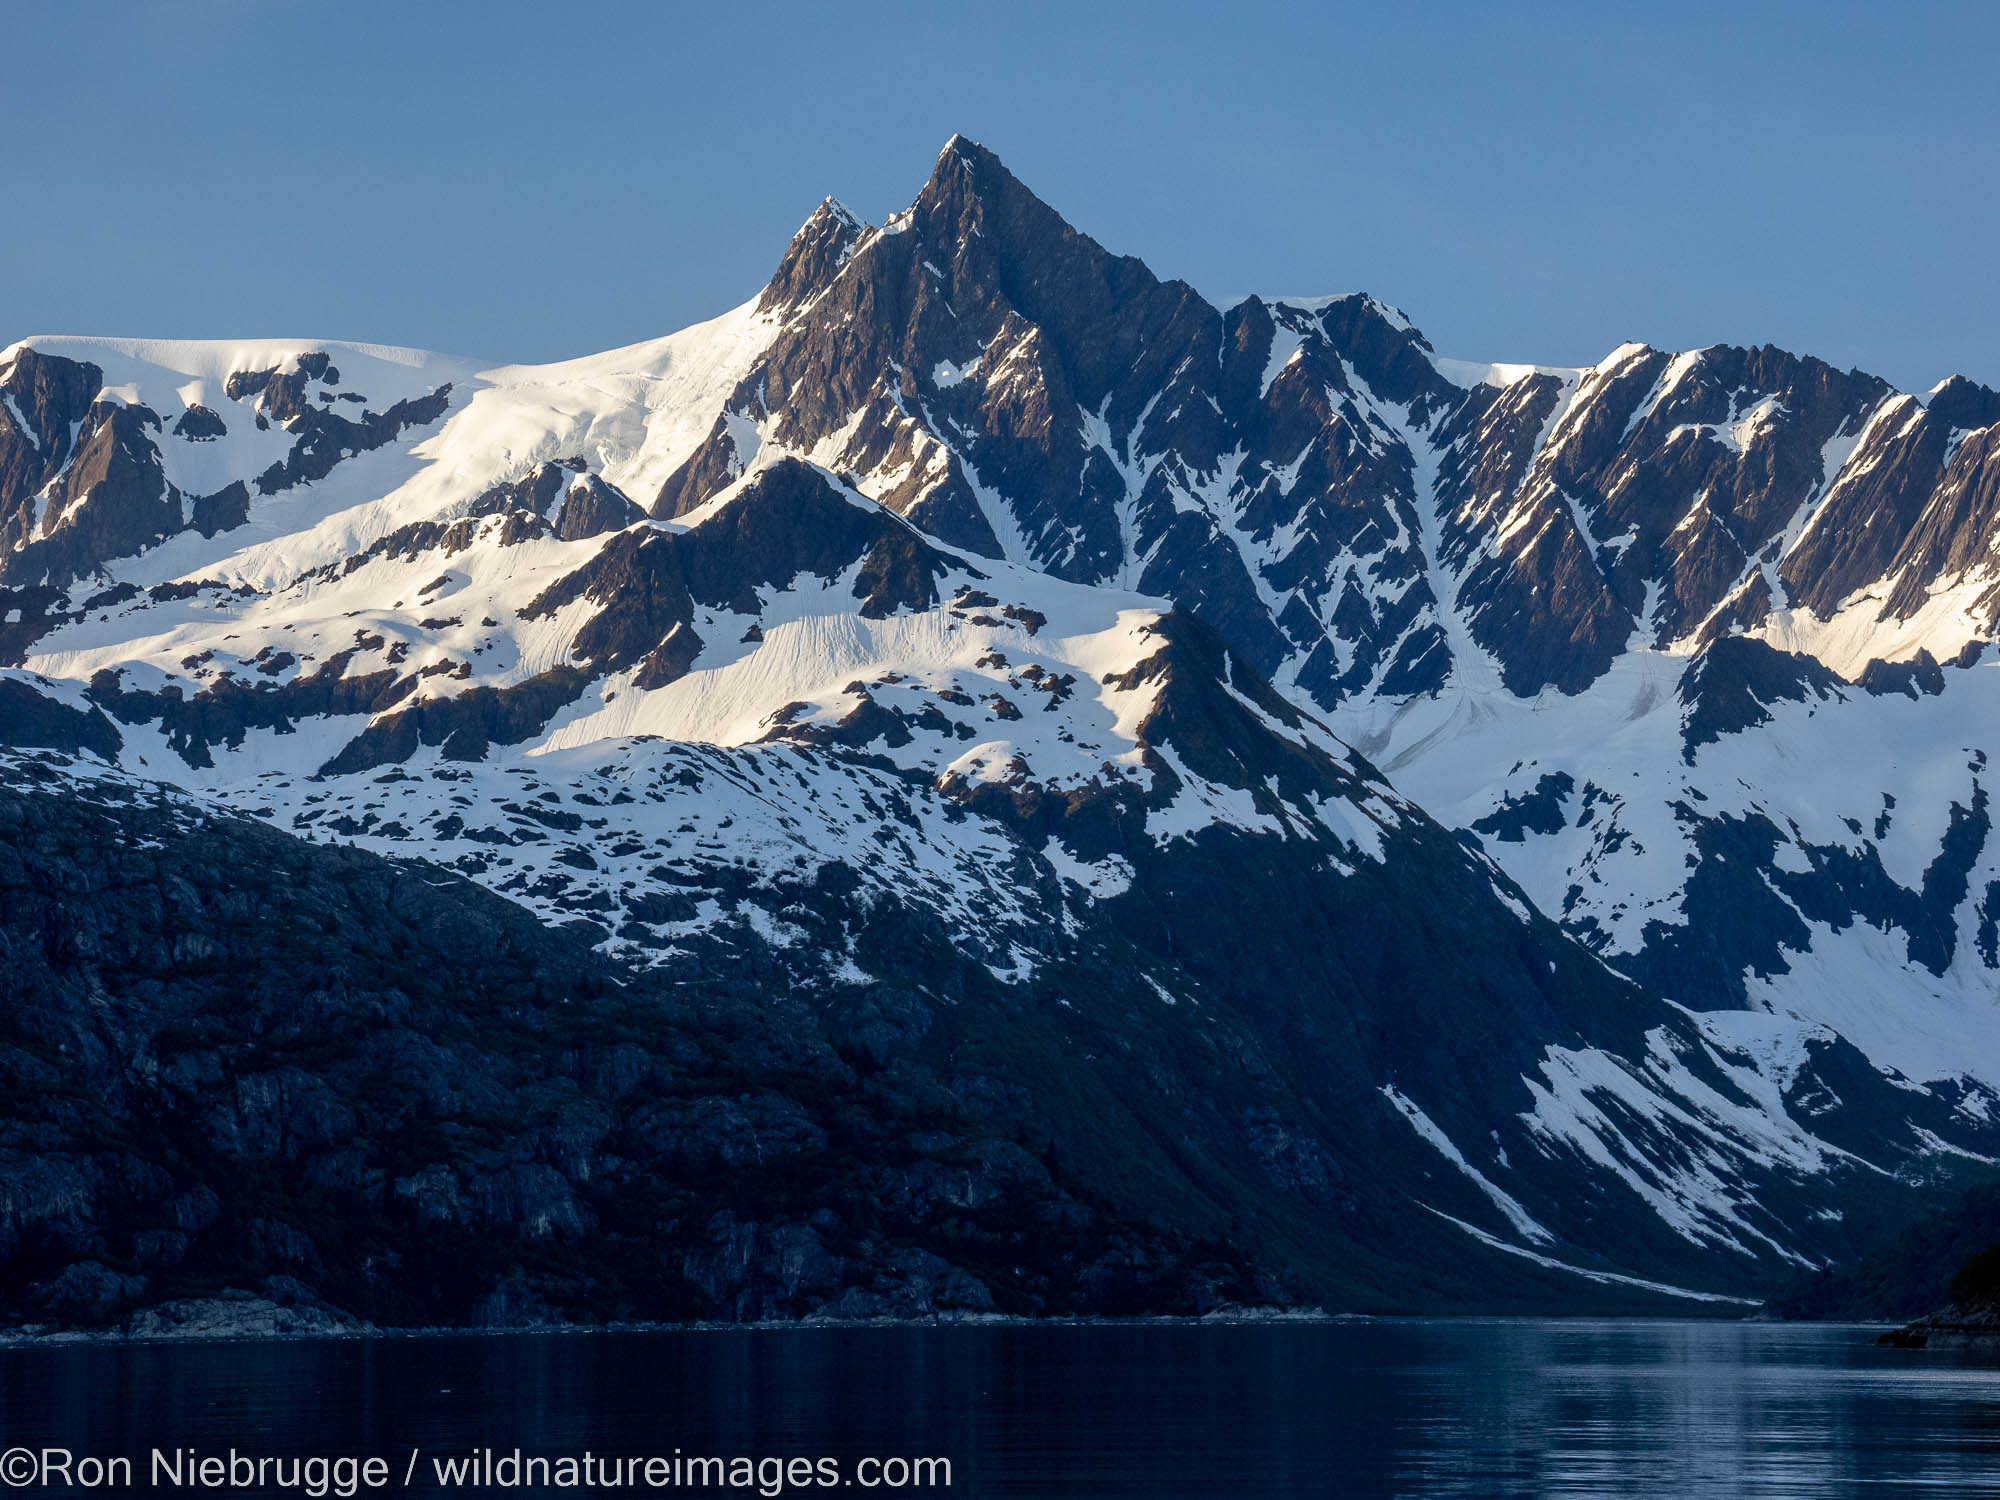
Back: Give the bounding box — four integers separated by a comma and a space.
627, 147, 2000, 1157
0, 748, 1286, 1327
4, 136, 1999, 1316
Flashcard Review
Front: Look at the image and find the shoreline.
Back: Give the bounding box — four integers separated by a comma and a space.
0, 1309, 1902, 1350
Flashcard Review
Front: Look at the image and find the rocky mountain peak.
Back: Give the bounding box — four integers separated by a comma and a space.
888, 137, 1216, 413
758, 196, 869, 316
1, 345, 105, 503
910, 133, 1011, 218
1925, 373, 2000, 431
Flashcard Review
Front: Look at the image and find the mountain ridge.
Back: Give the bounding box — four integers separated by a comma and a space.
4, 135, 2000, 1322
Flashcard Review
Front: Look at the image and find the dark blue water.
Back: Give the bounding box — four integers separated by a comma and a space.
1, 1320, 1996, 1497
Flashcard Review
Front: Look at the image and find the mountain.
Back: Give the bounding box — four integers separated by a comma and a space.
1772, 1179, 2000, 1347
0, 750, 1278, 1328
1771, 1177, 2000, 1324
4, 136, 1998, 1325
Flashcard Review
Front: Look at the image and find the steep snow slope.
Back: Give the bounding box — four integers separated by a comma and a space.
1, 300, 775, 593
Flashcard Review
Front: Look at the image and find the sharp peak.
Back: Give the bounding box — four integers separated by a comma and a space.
914, 132, 1028, 205
759, 196, 871, 315
781, 196, 866, 245
934, 133, 1017, 179
809, 195, 863, 229
897, 134, 1135, 280
938, 132, 987, 162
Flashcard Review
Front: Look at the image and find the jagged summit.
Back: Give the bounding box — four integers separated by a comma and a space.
920, 132, 1016, 183
1922, 371, 2000, 421
759, 195, 869, 314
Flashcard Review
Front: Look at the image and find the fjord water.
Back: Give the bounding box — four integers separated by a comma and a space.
1, 1321, 1995, 1498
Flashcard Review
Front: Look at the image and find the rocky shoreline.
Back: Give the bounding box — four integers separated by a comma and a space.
0, 1294, 1340, 1346
1879, 1300, 2000, 1350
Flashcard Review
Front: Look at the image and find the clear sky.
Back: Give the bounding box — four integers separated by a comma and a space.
6, 0, 1996, 392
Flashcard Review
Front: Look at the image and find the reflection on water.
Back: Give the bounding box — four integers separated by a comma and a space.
1, 1320, 1996, 1497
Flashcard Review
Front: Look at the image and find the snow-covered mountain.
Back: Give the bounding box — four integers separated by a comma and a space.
4, 136, 1998, 1314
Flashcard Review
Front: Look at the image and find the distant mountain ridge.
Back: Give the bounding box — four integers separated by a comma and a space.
4, 136, 1999, 1323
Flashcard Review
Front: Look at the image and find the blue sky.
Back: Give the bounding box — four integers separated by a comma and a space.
5, 1, 1995, 390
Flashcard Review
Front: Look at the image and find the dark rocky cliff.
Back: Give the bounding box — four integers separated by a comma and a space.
0, 751, 1274, 1331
